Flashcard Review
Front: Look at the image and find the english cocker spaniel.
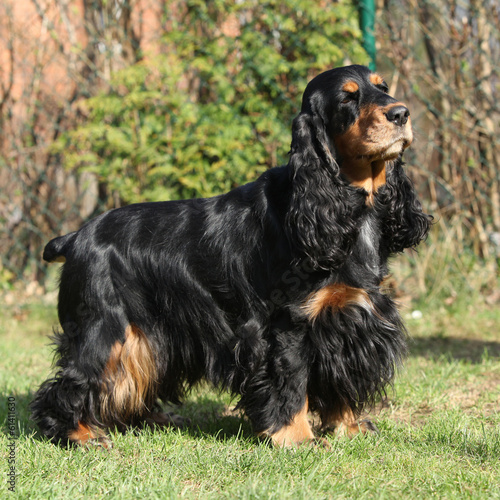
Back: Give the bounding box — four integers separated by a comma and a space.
31, 65, 432, 447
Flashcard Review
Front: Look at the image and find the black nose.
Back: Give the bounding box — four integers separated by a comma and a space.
385, 105, 410, 126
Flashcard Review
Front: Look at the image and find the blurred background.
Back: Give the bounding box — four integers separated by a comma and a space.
1, 0, 499, 307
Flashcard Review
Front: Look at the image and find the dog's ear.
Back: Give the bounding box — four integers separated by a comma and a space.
380, 161, 433, 252
289, 112, 336, 169
285, 113, 363, 270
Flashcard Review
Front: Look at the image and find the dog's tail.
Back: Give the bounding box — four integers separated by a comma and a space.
43, 232, 77, 263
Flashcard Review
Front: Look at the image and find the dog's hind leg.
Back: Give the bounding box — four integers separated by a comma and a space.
30, 365, 110, 447
30, 318, 131, 448
100, 324, 190, 433
99, 324, 159, 428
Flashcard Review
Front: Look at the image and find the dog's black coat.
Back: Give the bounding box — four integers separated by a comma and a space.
31, 65, 432, 444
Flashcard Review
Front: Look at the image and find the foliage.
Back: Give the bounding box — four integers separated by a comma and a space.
378, 0, 500, 258
54, 0, 367, 204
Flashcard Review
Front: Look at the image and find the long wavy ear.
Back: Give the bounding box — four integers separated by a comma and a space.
285, 112, 364, 270
380, 160, 433, 252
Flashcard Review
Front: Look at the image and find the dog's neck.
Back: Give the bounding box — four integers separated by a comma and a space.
340, 159, 386, 205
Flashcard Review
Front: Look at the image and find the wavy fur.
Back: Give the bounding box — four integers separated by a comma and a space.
31, 65, 431, 447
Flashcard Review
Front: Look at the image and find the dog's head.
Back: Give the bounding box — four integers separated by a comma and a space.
290, 65, 412, 195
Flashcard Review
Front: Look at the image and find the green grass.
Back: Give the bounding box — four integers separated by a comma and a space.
1, 298, 499, 499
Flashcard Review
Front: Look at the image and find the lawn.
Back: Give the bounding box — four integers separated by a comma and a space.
1, 293, 499, 499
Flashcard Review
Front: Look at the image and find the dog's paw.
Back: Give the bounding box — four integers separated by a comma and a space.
86, 436, 113, 449
331, 418, 379, 438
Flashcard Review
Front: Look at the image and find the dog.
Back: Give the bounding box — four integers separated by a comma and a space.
31, 65, 432, 447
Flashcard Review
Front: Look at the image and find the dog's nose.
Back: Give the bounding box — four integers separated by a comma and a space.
385, 105, 410, 126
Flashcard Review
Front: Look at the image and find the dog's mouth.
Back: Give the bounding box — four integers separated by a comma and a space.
359, 129, 413, 162
336, 113, 413, 165
377, 136, 411, 161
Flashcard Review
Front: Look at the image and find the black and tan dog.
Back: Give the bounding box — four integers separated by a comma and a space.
31, 65, 431, 447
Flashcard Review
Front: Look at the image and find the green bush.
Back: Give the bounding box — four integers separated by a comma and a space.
55, 0, 367, 204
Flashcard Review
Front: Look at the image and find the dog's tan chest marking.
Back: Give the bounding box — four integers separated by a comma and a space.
342, 159, 387, 205
302, 283, 375, 321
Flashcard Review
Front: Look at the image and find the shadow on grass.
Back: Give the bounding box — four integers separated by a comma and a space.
409, 336, 500, 363
169, 395, 257, 443
1, 390, 257, 445
0, 392, 36, 437
5, 333, 500, 448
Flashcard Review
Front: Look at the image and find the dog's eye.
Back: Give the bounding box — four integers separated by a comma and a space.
378, 83, 389, 94
342, 91, 358, 104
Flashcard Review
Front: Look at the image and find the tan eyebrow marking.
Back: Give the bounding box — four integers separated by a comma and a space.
370, 73, 384, 86
342, 81, 359, 93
